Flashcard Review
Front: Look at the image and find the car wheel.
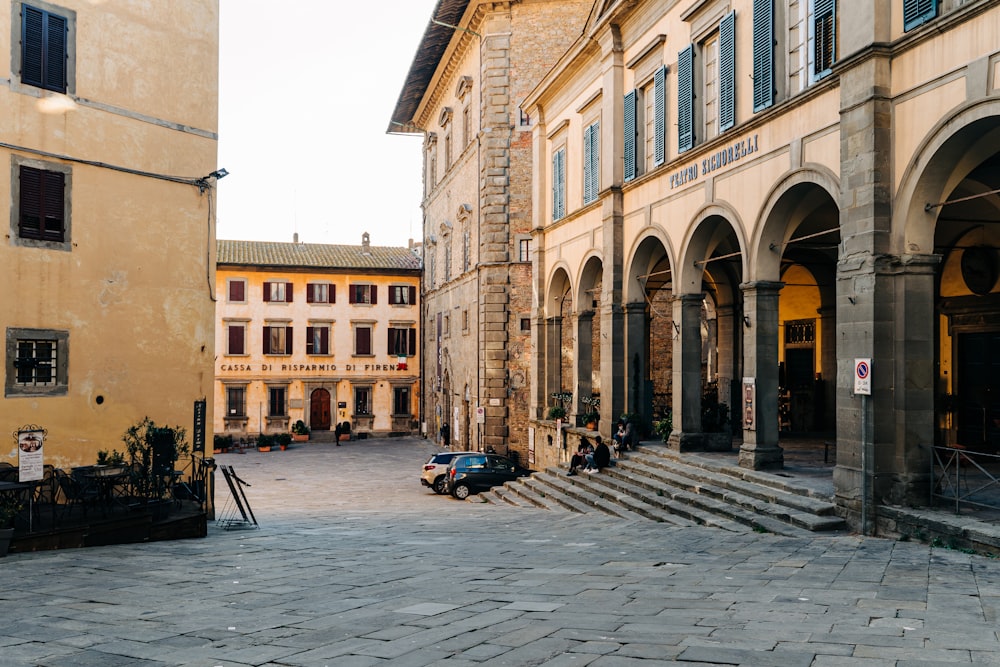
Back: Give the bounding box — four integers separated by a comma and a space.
433, 476, 448, 495
452, 483, 471, 500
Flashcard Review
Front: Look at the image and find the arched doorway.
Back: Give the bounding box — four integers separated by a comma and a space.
310, 388, 331, 431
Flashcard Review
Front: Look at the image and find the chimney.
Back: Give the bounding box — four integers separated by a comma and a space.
362, 232, 371, 255
293, 232, 299, 244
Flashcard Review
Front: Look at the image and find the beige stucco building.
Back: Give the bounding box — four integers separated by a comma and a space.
390, 0, 591, 463
522, 0, 1000, 530
214, 236, 422, 439
1, 1, 219, 469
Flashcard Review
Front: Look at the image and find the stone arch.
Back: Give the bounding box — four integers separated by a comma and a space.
751, 166, 841, 282
895, 98, 1000, 256
675, 202, 748, 297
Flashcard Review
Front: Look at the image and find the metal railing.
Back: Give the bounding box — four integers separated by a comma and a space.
930, 444, 1000, 513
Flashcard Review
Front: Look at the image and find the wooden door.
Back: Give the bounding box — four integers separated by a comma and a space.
310, 388, 331, 431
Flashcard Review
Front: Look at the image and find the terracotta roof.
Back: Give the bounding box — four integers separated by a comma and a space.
387, 0, 471, 134
217, 239, 422, 272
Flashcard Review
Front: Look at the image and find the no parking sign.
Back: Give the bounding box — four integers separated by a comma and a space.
854, 358, 871, 395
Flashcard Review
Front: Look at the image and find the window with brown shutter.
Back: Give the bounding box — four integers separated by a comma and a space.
19, 165, 65, 242
355, 326, 372, 355
228, 280, 246, 303
227, 324, 245, 355
306, 325, 330, 355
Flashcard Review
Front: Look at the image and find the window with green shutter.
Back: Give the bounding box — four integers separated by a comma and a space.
752, 0, 775, 112
583, 120, 600, 204
810, 0, 836, 82
719, 11, 736, 132
678, 45, 695, 153
903, 0, 936, 31
624, 90, 638, 182
654, 65, 667, 166
552, 148, 566, 221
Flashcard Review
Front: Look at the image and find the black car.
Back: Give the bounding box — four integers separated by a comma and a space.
445, 453, 531, 499
420, 451, 475, 494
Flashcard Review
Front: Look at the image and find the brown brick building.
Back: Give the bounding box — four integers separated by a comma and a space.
389, 0, 590, 463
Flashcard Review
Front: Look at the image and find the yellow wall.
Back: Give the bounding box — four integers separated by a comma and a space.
0, 1, 219, 470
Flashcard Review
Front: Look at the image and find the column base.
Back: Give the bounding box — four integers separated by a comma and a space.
667, 431, 735, 452
737, 442, 784, 470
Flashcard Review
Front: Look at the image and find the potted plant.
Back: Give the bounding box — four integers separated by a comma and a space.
0, 494, 23, 557
548, 391, 572, 422
213, 433, 234, 454
291, 420, 310, 442
276, 432, 292, 451
121, 417, 190, 511
653, 412, 673, 442
256, 434, 274, 452
581, 395, 600, 429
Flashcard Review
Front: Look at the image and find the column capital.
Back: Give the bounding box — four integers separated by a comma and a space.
739, 280, 784, 296
672, 292, 704, 306
623, 301, 647, 315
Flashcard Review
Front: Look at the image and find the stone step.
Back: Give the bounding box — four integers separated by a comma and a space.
503, 478, 577, 513
616, 458, 845, 533
636, 444, 839, 507
527, 472, 654, 523
581, 463, 820, 537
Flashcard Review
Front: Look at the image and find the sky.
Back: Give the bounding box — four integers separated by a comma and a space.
216, 0, 440, 248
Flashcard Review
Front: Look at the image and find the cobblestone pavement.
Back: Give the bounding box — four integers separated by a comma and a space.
2, 436, 1000, 666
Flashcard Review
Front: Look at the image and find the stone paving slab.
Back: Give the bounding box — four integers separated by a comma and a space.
2, 437, 1000, 666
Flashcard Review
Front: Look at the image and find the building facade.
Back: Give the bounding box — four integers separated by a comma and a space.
389, 0, 591, 460
214, 236, 422, 439
523, 0, 1000, 530
1, 1, 219, 469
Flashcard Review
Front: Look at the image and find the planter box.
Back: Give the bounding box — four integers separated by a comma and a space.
257, 446, 271, 452
291, 433, 309, 442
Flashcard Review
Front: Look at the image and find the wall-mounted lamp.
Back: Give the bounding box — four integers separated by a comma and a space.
197, 167, 229, 193
743, 315, 752, 328
847, 296, 856, 305
672, 321, 680, 334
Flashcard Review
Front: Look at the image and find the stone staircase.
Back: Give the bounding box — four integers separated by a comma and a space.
478, 443, 847, 536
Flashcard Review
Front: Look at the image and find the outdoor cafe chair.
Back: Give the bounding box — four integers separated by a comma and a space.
54, 468, 100, 518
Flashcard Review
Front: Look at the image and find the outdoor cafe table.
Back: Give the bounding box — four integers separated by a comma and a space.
79, 466, 130, 512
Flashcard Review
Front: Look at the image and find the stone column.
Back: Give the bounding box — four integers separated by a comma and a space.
576, 311, 595, 418
716, 304, 735, 416
545, 316, 562, 409
818, 306, 836, 432
669, 294, 704, 450
624, 301, 648, 416
739, 281, 784, 469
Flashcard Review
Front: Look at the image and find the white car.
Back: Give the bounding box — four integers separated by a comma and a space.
421, 451, 475, 494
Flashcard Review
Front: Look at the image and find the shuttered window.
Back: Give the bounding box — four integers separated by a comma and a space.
349, 284, 377, 304
811, 0, 836, 81
552, 148, 566, 221
583, 120, 600, 204
355, 326, 372, 356
306, 283, 334, 303
306, 325, 330, 355
719, 11, 736, 132
19, 165, 65, 242
654, 65, 667, 166
623, 90, 638, 182
227, 324, 246, 356
389, 285, 417, 305
388, 328, 417, 356
752, 0, 775, 112
678, 45, 695, 153
263, 282, 293, 303
262, 325, 293, 355
903, 0, 936, 31
21, 5, 67, 93
228, 280, 246, 303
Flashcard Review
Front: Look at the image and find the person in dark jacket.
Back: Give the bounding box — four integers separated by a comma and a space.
567, 439, 592, 476
586, 436, 611, 472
